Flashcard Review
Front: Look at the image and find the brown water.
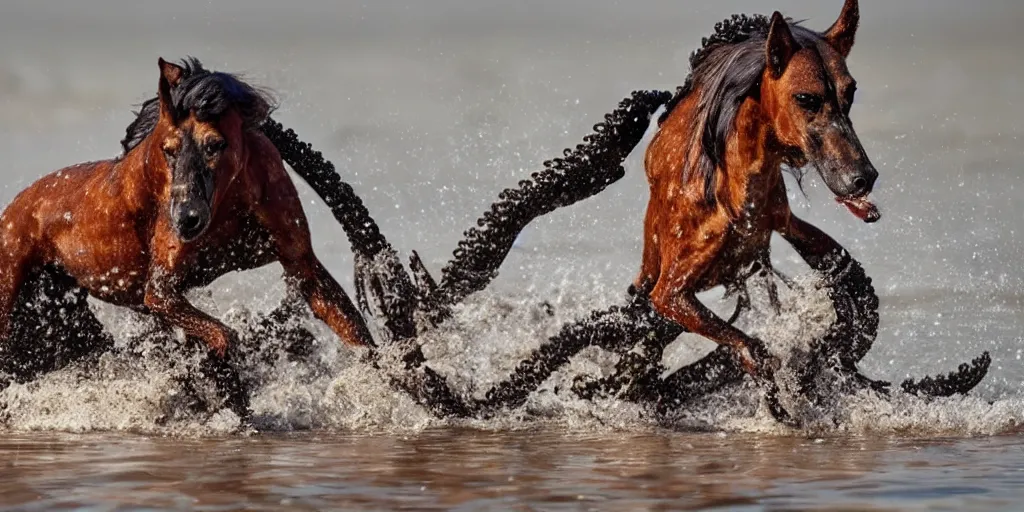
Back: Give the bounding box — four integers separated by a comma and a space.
2, 430, 1023, 510
2, 0, 1024, 509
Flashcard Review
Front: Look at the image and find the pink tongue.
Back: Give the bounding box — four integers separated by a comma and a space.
839, 196, 880, 223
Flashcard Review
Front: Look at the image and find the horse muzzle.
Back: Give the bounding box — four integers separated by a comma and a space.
818, 162, 880, 223
170, 201, 212, 242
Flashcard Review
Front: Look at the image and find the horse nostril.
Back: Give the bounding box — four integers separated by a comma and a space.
852, 176, 868, 193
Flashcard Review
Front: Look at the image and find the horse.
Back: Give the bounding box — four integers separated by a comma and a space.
255, 41, 990, 424
634, 0, 876, 389
0, 57, 374, 418
353, 0, 986, 424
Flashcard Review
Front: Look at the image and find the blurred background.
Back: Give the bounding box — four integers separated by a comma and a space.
1, 0, 1022, 391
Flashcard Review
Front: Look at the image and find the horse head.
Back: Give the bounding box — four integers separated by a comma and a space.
149, 57, 274, 241
760, 0, 880, 222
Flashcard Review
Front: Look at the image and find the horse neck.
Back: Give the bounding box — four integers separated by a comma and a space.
115, 139, 167, 209
714, 97, 783, 218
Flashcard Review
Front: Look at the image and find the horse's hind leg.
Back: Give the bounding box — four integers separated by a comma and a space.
137, 315, 251, 422
1, 267, 114, 384
0, 229, 34, 345
634, 205, 663, 295
44, 272, 115, 368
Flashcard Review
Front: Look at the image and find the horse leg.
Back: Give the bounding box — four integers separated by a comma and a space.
0, 236, 51, 383
724, 284, 752, 326
143, 278, 252, 420
639, 229, 873, 416
261, 118, 418, 343
634, 202, 664, 294
572, 286, 752, 409
249, 181, 376, 352
2, 275, 58, 384
1, 267, 114, 385
0, 230, 34, 345
35, 268, 115, 371
648, 257, 796, 426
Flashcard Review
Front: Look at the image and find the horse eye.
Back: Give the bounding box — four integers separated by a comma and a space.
162, 147, 177, 162
793, 93, 823, 114
842, 87, 856, 115
204, 140, 227, 157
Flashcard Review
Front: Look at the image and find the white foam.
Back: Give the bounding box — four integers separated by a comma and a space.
0, 271, 1015, 438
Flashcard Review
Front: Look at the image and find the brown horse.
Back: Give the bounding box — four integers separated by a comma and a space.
0, 58, 373, 414
637, 0, 878, 384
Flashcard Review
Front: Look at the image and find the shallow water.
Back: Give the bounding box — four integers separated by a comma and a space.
1, 0, 1024, 509
4, 430, 1024, 511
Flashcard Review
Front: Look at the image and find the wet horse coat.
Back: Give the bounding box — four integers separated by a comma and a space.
0, 58, 372, 415
316, 1, 988, 421
636, 4, 880, 387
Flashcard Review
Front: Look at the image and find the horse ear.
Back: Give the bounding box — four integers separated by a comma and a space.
766, 12, 797, 79
825, 0, 859, 58
157, 57, 184, 124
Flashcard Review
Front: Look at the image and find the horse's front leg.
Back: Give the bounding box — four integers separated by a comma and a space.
145, 222, 252, 418
282, 252, 376, 351
0, 222, 35, 344
144, 244, 238, 359
143, 268, 251, 419
651, 287, 776, 380
649, 236, 779, 379
649, 242, 798, 425
253, 178, 375, 351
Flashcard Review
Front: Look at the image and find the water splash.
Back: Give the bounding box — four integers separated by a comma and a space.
0, 271, 1017, 437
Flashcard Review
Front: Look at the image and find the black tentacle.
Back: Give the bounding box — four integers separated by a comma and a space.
395, 298, 672, 419
401, 233, 990, 421
424, 90, 673, 324
262, 103, 990, 425
900, 352, 991, 397
260, 118, 418, 341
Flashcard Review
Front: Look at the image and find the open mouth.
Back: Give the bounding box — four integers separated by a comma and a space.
837, 194, 880, 223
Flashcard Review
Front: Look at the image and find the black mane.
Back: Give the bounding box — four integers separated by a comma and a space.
120, 57, 277, 154
659, 14, 823, 205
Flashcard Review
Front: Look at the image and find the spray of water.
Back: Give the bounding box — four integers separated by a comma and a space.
0, 266, 1018, 438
